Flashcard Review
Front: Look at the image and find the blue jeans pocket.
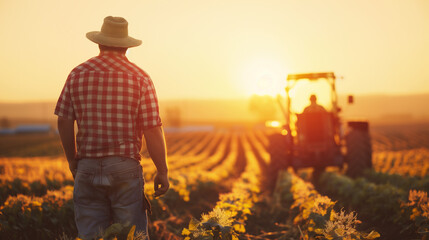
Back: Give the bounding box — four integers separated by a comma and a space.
109, 166, 143, 206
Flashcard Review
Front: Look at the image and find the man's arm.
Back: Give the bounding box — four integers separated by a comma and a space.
57, 116, 77, 178
143, 126, 169, 197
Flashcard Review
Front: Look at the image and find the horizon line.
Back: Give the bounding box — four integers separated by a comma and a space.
1, 92, 429, 104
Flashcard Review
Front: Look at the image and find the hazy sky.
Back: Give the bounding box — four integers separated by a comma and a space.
0, 0, 428, 102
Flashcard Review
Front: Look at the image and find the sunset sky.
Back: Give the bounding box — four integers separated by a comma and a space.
0, 0, 428, 102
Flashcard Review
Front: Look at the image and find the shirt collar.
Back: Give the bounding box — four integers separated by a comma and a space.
99, 50, 128, 59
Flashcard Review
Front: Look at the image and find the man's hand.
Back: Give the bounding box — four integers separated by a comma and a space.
143, 126, 169, 197
154, 172, 169, 197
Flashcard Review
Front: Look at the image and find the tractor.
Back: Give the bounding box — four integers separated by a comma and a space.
267, 72, 372, 181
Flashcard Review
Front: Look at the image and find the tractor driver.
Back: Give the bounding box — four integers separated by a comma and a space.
303, 94, 326, 113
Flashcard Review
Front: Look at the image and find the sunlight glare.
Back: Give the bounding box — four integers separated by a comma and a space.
253, 74, 283, 96
265, 120, 281, 128
238, 57, 287, 97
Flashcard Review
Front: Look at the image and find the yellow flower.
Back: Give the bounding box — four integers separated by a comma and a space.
31, 200, 42, 207
182, 228, 191, 236
330, 210, 336, 221
233, 223, 245, 233
410, 208, 420, 220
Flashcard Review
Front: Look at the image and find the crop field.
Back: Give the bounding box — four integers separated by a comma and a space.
0, 123, 429, 240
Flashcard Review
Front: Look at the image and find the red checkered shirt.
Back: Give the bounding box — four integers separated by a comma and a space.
55, 51, 162, 161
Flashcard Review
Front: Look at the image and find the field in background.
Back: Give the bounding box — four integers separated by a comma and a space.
1, 122, 428, 157
0, 122, 428, 239
1, 93, 429, 129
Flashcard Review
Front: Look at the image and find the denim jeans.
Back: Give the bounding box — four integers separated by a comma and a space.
73, 156, 149, 240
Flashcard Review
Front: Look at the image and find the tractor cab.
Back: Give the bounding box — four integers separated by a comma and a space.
268, 72, 372, 181
284, 73, 343, 169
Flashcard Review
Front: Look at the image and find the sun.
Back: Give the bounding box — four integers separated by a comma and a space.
237, 57, 287, 98
253, 73, 284, 96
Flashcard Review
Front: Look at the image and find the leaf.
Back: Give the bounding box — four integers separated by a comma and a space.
334, 228, 344, 236
365, 231, 380, 239
233, 223, 245, 233
221, 225, 232, 234
103, 223, 123, 238
127, 225, 136, 240
182, 228, 191, 236
189, 218, 200, 231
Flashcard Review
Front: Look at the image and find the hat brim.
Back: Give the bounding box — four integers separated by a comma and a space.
86, 31, 142, 48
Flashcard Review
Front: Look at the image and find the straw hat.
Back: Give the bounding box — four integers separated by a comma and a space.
86, 16, 142, 48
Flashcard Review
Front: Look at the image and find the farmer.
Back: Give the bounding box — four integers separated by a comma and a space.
55, 16, 169, 239
303, 94, 326, 113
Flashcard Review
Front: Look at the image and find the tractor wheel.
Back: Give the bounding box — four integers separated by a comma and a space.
345, 127, 372, 178
267, 133, 289, 193
268, 133, 289, 169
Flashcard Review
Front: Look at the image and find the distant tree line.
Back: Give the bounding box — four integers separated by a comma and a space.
0, 117, 10, 129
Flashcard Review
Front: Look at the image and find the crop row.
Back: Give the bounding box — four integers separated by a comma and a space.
372, 148, 429, 177
182, 134, 261, 239
0, 134, 64, 157
147, 132, 238, 203
141, 131, 248, 239
371, 125, 429, 152
0, 157, 72, 183
0, 186, 75, 239
0, 178, 73, 206
0, 157, 74, 206
318, 171, 429, 239
363, 169, 429, 192
273, 170, 380, 240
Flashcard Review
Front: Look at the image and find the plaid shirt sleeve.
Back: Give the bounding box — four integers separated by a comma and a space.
138, 76, 162, 130
54, 74, 75, 120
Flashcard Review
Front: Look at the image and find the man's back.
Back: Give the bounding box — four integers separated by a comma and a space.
303, 103, 326, 113
55, 51, 161, 160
